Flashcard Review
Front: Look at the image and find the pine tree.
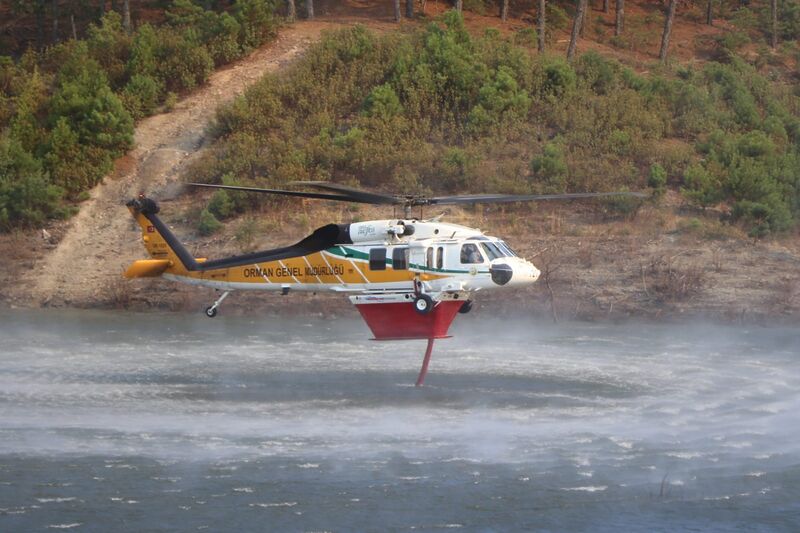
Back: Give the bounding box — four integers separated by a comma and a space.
567, 0, 588, 60
659, 0, 678, 62
538, 0, 546, 52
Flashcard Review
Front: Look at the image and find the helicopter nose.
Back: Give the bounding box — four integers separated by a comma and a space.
490, 260, 540, 286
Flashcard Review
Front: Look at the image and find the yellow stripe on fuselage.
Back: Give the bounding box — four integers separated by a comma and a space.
176, 251, 446, 286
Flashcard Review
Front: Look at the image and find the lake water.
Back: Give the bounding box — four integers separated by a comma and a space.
0, 309, 798, 532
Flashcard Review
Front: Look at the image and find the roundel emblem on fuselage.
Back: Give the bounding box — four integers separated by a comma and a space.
469, 266, 478, 276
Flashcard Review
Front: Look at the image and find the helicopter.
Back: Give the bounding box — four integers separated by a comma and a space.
125, 181, 645, 385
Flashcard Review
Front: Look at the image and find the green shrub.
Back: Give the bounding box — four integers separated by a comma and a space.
682, 163, 723, 209
44, 118, 107, 195
235, 0, 278, 51
122, 74, 163, 119
440, 147, 478, 189
648, 163, 667, 196
575, 51, 619, 95
49, 64, 134, 158
468, 66, 531, 131
207, 190, 234, 219
462, 0, 488, 14
128, 23, 160, 79
539, 57, 576, 97
530, 142, 567, 193
362, 84, 402, 119
732, 196, 793, 237
0, 136, 63, 230
198, 208, 223, 235
86, 12, 132, 89
546, 3, 571, 32
608, 130, 632, 156
513, 28, 537, 48
156, 27, 214, 92
713, 31, 750, 60
601, 187, 642, 218
737, 130, 775, 158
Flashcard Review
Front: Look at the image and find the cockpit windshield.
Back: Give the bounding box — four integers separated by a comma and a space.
478, 240, 518, 259
480, 242, 503, 260
495, 240, 518, 257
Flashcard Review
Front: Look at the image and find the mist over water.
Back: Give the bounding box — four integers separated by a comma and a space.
0, 309, 798, 532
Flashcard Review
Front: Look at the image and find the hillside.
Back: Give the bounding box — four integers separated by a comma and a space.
1, 0, 799, 322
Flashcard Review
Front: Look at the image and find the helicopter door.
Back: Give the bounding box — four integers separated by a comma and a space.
408, 245, 427, 271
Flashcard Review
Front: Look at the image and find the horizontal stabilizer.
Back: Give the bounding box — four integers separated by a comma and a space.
125, 259, 172, 278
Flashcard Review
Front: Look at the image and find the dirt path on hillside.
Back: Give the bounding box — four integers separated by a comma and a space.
12, 22, 347, 307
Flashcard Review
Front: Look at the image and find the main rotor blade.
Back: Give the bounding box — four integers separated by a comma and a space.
291, 181, 402, 205
424, 191, 648, 206
187, 183, 380, 204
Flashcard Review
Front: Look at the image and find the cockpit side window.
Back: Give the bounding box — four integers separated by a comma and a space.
460, 243, 484, 264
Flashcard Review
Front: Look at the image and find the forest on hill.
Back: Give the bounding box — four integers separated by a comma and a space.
1, 0, 799, 239
191, 2, 800, 238
0, 0, 278, 230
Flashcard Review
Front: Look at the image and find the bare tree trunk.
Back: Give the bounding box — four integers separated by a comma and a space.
771, 0, 778, 48
70, 13, 77, 40
36, 0, 46, 50
307, 0, 314, 19
501, 0, 509, 21
123, 0, 131, 32
603, 0, 609, 13
658, 0, 678, 62
538, 0, 546, 52
706, 0, 712, 25
394, 0, 401, 21
111, 0, 117, 13
567, 0, 588, 60
615, 0, 624, 35
406, 0, 414, 18
287, 0, 296, 21
455, 0, 463, 11
52, 0, 59, 43
99, 0, 105, 19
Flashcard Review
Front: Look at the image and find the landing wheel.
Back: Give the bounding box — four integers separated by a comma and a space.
413, 294, 433, 315
458, 300, 473, 314
205, 306, 218, 318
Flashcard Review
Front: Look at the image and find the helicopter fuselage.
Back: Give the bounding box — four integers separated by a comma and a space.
153, 218, 541, 297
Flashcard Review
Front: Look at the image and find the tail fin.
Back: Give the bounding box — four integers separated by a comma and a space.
126, 197, 199, 277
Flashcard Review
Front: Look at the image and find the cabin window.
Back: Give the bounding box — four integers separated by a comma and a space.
392, 248, 409, 270
436, 246, 444, 270
460, 243, 483, 264
426, 247, 434, 269
369, 248, 387, 271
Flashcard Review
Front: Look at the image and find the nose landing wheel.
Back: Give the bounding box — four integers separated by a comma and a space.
413, 294, 433, 315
